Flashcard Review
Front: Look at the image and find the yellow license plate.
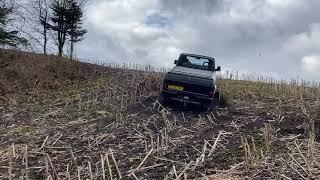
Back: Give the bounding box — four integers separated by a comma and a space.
168, 85, 184, 91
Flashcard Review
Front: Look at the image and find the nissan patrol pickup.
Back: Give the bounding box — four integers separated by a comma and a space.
161, 53, 221, 109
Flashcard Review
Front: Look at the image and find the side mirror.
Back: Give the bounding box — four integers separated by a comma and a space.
215, 66, 221, 72
174, 60, 178, 65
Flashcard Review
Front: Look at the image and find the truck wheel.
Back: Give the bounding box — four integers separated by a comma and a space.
214, 91, 220, 100
214, 91, 230, 108
213, 91, 221, 106
159, 93, 168, 105
201, 102, 213, 111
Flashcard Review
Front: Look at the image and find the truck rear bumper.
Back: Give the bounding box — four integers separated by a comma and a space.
161, 90, 213, 104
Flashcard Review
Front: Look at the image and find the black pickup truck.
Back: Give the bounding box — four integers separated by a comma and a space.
161, 53, 221, 109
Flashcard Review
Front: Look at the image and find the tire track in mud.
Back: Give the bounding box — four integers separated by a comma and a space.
120, 95, 259, 178
122, 94, 319, 179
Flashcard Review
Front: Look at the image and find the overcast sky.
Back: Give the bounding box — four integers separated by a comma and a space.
75, 0, 320, 80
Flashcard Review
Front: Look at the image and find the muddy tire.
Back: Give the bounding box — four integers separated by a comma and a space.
212, 91, 221, 107
214, 91, 230, 108
159, 93, 169, 105
201, 101, 213, 111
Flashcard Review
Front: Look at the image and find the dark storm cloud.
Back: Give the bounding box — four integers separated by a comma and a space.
159, 0, 320, 75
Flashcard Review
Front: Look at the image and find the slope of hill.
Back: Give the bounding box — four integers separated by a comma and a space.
0, 50, 319, 179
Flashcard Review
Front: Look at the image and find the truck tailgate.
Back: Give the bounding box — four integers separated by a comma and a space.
165, 72, 214, 95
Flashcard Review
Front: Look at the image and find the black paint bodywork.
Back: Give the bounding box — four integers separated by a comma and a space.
161, 71, 216, 105
161, 53, 220, 107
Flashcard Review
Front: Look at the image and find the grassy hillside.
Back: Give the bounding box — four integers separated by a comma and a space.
0, 50, 319, 179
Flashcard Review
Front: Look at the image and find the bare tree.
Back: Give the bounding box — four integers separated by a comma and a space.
37, 0, 50, 55
8, 0, 53, 53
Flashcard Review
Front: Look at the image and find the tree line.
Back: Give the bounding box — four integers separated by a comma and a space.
0, 0, 87, 59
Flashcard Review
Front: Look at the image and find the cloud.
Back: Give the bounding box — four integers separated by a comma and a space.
77, 0, 320, 80
302, 55, 320, 73
77, 0, 180, 66
282, 23, 320, 74
145, 13, 171, 28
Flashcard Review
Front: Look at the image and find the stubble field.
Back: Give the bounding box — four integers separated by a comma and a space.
0, 50, 319, 179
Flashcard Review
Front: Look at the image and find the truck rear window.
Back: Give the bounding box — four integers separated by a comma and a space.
177, 55, 214, 71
